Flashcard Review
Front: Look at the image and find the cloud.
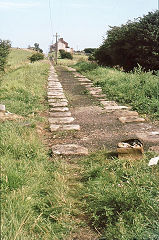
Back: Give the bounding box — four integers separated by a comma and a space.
0, 1, 40, 9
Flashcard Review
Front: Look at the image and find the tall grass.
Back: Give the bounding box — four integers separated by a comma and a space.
79, 151, 159, 240
0, 60, 49, 116
73, 62, 159, 118
1, 49, 75, 239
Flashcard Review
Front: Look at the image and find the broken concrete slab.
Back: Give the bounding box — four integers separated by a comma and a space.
50, 107, 69, 112
49, 117, 74, 124
49, 111, 71, 117
119, 116, 145, 124
136, 132, 159, 143
52, 144, 88, 155
50, 124, 80, 132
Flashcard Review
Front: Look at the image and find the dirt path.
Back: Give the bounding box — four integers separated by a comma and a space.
52, 65, 159, 153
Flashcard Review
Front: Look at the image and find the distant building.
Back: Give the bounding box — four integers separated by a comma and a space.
50, 38, 73, 54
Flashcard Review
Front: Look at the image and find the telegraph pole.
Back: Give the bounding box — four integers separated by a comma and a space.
53, 33, 60, 65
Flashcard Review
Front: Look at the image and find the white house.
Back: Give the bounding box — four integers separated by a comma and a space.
50, 38, 73, 54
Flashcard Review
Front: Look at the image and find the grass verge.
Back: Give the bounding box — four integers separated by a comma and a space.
72, 62, 159, 119
0, 50, 77, 239
78, 151, 159, 240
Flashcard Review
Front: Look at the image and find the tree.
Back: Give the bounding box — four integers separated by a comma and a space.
95, 10, 159, 71
0, 39, 11, 71
33, 43, 43, 53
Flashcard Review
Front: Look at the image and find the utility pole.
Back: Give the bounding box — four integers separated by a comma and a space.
53, 33, 60, 65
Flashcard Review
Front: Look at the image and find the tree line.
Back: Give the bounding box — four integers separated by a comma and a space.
94, 10, 159, 72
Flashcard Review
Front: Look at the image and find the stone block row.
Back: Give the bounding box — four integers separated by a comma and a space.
68, 67, 146, 124
48, 65, 88, 156
48, 66, 80, 133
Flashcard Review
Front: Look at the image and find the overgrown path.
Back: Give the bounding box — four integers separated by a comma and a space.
51, 65, 159, 152
45, 64, 159, 239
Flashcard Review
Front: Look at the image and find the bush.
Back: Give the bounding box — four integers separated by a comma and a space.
95, 10, 159, 71
73, 61, 98, 72
0, 39, 11, 71
29, 52, 44, 63
84, 48, 96, 54
59, 49, 73, 60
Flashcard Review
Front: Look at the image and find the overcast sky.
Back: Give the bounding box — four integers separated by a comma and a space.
0, 0, 158, 53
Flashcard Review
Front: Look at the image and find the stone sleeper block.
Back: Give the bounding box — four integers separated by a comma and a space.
48, 99, 68, 103
49, 111, 71, 117
119, 116, 145, 124
49, 117, 74, 124
48, 93, 65, 97
50, 107, 69, 112
100, 101, 118, 106
49, 102, 68, 107
50, 124, 80, 132
52, 144, 88, 155
48, 96, 66, 99
104, 106, 130, 111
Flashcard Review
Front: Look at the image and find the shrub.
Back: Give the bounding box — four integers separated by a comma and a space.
0, 39, 11, 71
29, 52, 44, 63
84, 48, 96, 54
95, 10, 159, 71
59, 49, 73, 60
73, 61, 98, 72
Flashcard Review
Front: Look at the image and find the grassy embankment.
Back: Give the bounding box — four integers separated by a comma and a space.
1, 51, 159, 240
0, 49, 77, 239
72, 61, 159, 119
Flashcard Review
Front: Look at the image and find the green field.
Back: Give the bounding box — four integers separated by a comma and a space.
1, 50, 159, 240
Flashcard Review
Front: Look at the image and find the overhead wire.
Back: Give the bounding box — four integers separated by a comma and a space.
49, 0, 54, 43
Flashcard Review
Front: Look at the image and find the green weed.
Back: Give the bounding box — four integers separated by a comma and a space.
78, 151, 159, 240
